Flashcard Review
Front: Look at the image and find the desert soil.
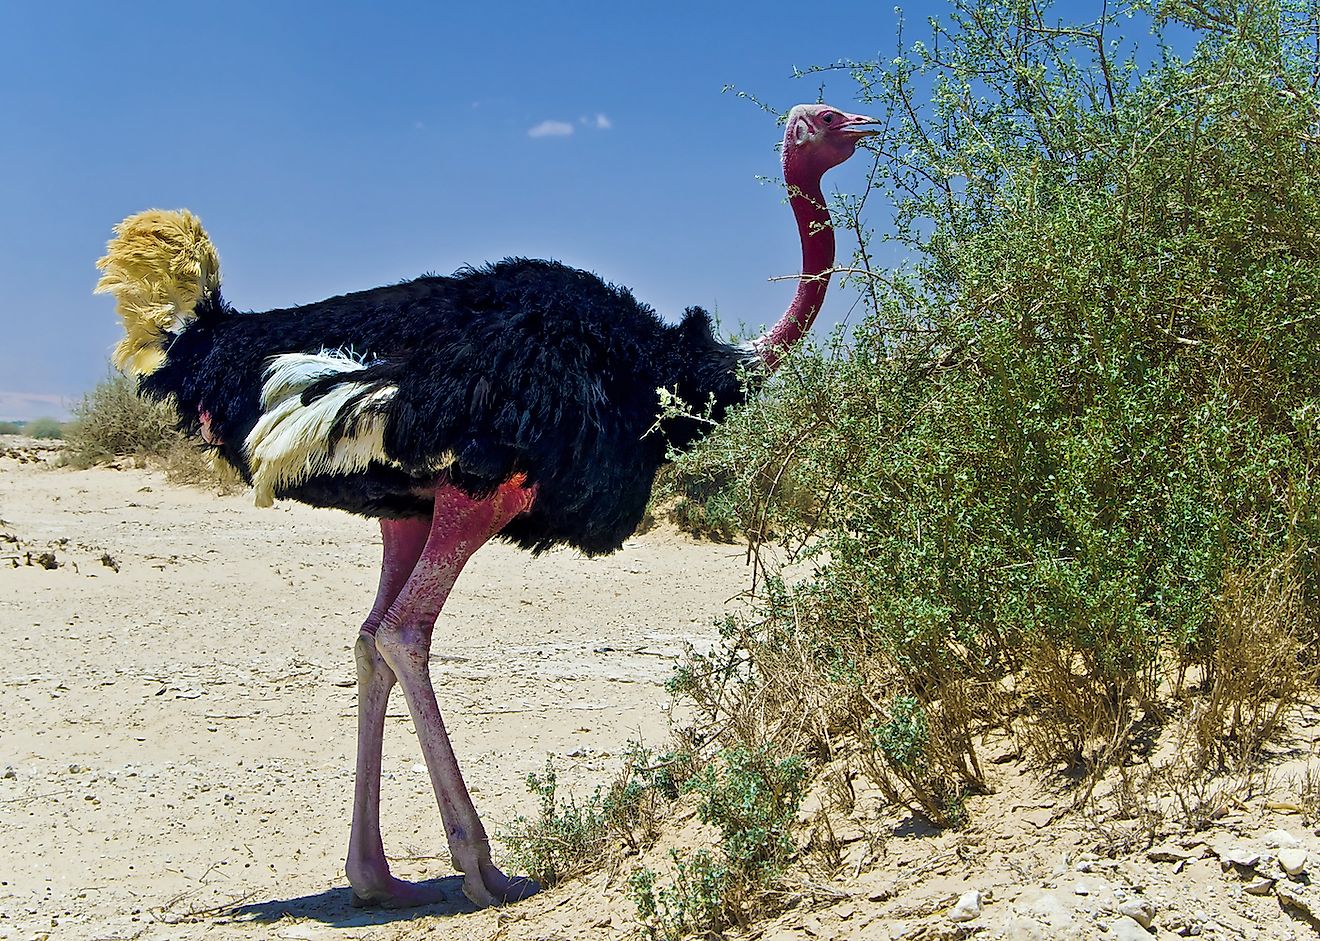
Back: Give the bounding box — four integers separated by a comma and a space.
0, 441, 750, 940
4, 439, 1320, 941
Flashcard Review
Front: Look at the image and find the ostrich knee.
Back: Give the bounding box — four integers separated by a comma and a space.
355, 630, 395, 687
374, 620, 432, 676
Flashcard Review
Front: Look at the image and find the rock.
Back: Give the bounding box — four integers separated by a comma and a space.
1076, 852, 1101, 872
1161, 911, 1193, 936
947, 889, 982, 923
1118, 897, 1155, 929
1221, 847, 1260, 869
1107, 915, 1152, 939
1266, 800, 1304, 813
1279, 847, 1308, 876
1114, 861, 1148, 890
1023, 807, 1056, 828
1148, 841, 1210, 863
1277, 881, 1319, 917
1073, 881, 1091, 896
1265, 828, 1300, 848
1000, 916, 1048, 941
1147, 842, 1192, 862
1244, 876, 1275, 895
1015, 889, 1074, 929
801, 914, 833, 937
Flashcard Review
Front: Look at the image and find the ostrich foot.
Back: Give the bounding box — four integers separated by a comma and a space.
454, 850, 540, 908
347, 872, 449, 909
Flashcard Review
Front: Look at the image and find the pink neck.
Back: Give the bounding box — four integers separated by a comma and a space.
755, 170, 833, 371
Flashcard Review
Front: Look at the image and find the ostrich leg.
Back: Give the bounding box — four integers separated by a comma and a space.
374, 477, 539, 908
346, 517, 440, 907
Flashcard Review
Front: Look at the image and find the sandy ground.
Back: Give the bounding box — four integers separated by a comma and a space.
6, 440, 1320, 941
0, 442, 751, 941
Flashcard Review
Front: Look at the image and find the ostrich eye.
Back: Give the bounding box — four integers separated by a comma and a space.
822, 112, 835, 124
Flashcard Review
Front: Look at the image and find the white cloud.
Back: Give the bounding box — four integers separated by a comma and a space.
528, 120, 575, 138
594, 113, 612, 129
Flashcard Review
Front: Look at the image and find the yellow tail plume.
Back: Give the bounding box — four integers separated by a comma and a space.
94, 209, 220, 377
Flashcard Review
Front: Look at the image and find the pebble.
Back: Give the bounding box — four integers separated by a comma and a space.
1244, 876, 1276, 895
1076, 851, 1100, 872
1279, 847, 1308, 876
1107, 915, 1152, 940
1073, 882, 1091, 896
947, 889, 981, 923
1118, 896, 1155, 929
1265, 828, 1300, 848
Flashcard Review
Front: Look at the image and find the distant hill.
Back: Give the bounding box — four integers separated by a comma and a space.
0, 391, 72, 423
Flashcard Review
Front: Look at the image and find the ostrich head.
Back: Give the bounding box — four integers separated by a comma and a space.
782, 104, 879, 180
753, 103, 879, 370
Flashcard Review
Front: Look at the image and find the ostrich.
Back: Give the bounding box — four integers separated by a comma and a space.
94, 103, 877, 909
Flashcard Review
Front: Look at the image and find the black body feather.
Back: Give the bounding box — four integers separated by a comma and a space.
141, 259, 753, 556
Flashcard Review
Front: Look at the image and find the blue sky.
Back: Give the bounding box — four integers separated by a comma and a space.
0, 0, 1101, 419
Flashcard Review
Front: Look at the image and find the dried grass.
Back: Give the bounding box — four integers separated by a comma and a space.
61, 372, 235, 491
1186, 554, 1318, 768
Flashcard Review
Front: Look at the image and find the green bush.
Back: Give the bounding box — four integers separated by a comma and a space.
647, 465, 742, 541
670, 0, 1320, 822
24, 417, 63, 439
0, 421, 23, 435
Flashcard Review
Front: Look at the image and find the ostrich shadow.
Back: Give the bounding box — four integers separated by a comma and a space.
225, 877, 478, 927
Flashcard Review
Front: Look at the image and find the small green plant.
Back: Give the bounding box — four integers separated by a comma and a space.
668, 470, 741, 543
688, 747, 807, 879
0, 421, 22, 435
629, 850, 731, 941
866, 694, 972, 827
502, 746, 677, 887
24, 417, 63, 439
874, 695, 927, 770
626, 747, 807, 939
503, 761, 610, 887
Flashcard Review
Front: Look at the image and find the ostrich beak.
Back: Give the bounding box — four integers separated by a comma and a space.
838, 111, 882, 141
